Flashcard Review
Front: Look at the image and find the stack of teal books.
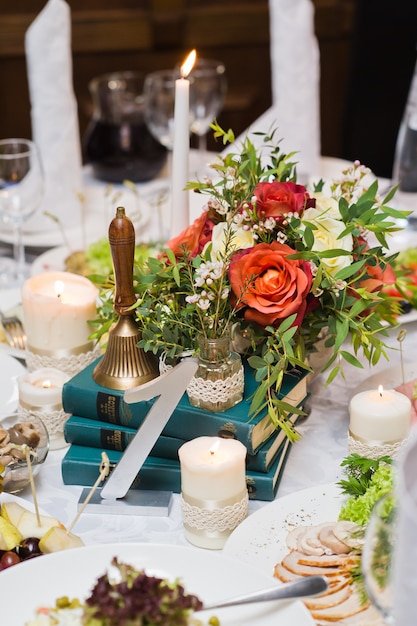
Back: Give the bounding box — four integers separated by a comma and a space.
61, 358, 308, 501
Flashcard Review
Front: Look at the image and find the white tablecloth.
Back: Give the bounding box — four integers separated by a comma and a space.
1, 151, 416, 558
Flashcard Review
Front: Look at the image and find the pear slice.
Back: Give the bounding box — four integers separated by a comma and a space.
16, 510, 64, 539
1, 501, 27, 528
0, 516, 23, 550
39, 526, 84, 553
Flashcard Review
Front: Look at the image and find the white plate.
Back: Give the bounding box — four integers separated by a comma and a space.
0, 543, 314, 625
354, 362, 417, 394
224, 483, 343, 576
0, 351, 26, 414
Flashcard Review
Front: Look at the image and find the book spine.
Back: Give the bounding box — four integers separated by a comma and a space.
64, 416, 186, 461
61, 446, 182, 493
62, 381, 151, 429
61, 445, 280, 501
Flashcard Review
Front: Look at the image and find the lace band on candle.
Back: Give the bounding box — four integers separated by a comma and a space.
186, 368, 245, 406
181, 491, 248, 534
348, 431, 408, 460
18, 405, 70, 445
26, 343, 102, 376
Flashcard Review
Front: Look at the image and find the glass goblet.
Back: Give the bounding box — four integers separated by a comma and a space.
361, 492, 396, 624
188, 59, 227, 175
0, 139, 44, 287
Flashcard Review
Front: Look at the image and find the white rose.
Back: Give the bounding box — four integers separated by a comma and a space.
304, 192, 341, 220
303, 214, 353, 276
208, 221, 255, 260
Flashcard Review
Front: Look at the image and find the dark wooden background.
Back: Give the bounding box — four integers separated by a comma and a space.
2, 0, 411, 178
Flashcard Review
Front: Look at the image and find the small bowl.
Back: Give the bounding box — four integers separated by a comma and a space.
0, 413, 50, 494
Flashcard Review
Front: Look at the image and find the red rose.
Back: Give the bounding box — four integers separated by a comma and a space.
229, 242, 313, 328
253, 181, 313, 219
166, 211, 214, 258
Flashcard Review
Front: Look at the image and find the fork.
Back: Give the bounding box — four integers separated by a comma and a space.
0, 310, 27, 351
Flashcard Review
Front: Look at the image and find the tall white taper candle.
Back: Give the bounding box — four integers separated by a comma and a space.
170, 49, 196, 238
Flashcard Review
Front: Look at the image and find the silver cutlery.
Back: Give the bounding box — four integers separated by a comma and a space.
0, 310, 26, 351
199, 575, 328, 611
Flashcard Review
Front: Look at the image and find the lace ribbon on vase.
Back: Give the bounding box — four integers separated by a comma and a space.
186, 367, 244, 407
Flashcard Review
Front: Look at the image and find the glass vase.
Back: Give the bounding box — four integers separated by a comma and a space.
187, 334, 244, 412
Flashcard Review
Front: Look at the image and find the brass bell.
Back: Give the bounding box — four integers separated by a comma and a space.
92, 206, 159, 390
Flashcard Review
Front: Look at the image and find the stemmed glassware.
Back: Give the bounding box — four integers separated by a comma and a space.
0, 138, 44, 287
188, 59, 227, 176
361, 492, 396, 624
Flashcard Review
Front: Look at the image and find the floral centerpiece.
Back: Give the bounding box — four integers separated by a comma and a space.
92, 122, 411, 440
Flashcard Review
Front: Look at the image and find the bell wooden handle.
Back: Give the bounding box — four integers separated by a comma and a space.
109, 206, 137, 315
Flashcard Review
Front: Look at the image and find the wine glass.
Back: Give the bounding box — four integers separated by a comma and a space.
188, 59, 227, 174
0, 139, 44, 286
361, 492, 397, 624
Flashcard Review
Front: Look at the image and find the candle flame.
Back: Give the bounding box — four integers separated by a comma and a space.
209, 440, 220, 456
378, 385, 384, 397
181, 49, 197, 78
42, 380, 52, 389
55, 280, 64, 299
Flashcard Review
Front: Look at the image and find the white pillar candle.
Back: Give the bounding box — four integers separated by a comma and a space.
22, 271, 98, 355
170, 49, 196, 238
18, 368, 69, 409
179, 436, 248, 549
17, 367, 71, 450
349, 386, 411, 442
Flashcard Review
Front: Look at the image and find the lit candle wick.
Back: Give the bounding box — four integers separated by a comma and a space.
54, 280, 64, 300
42, 380, 52, 389
209, 440, 220, 456
181, 49, 197, 78
378, 384, 384, 398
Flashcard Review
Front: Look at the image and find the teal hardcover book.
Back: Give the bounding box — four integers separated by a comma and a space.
61, 446, 182, 493
64, 415, 186, 461
62, 358, 307, 455
61, 442, 293, 501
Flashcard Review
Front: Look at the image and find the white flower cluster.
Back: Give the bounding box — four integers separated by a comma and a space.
185, 261, 230, 316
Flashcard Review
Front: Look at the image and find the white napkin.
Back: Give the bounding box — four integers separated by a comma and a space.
268, 0, 321, 179
24, 0, 83, 233
392, 426, 417, 624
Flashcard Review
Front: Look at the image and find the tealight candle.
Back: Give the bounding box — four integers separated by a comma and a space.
18, 367, 70, 450
178, 436, 248, 549
348, 385, 411, 459
22, 271, 99, 375
170, 49, 196, 238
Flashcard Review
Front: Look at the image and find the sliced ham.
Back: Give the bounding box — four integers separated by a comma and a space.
282, 550, 349, 576
304, 584, 351, 610
311, 591, 369, 622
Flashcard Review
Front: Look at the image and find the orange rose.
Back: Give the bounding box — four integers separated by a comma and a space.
229, 242, 313, 328
254, 181, 313, 219
166, 212, 214, 258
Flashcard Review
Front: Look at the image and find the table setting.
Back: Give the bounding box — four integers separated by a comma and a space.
3, 0, 417, 625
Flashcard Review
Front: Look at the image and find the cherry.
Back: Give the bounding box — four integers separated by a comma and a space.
18, 537, 42, 560
0, 550, 21, 570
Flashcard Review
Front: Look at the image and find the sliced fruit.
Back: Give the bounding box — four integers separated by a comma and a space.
16, 510, 64, 539
39, 526, 84, 553
1, 501, 27, 528
0, 516, 23, 550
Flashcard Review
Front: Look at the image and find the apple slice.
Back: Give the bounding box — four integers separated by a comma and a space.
16, 510, 64, 539
1, 501, 27, 528
39, 526, 85, 553
0, 516, 22, 550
